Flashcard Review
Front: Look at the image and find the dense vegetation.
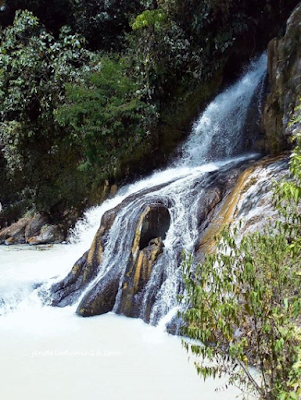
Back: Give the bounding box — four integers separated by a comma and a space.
183, 129, 301, 399
0, 0, 299, 227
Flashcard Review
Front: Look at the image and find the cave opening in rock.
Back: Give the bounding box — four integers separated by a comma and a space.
139, 204, 171, 250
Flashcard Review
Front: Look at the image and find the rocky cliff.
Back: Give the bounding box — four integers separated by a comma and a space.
263, 2, 301, 152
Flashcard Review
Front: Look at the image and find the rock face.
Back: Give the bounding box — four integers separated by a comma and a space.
244, 80, 267, 153
49, 153, 289, 329
50, 157, 258, 321
263, 2, 301, 153
139, 205, 170, 250
61, 204, 169, 318
51, 181, 174, 311
113, 206, 168, 320
51, 207, 117, 307
195, 155, 289, 260
0, 213, 65, 245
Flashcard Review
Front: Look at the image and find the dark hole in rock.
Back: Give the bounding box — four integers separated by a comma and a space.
139, 204, 171, 250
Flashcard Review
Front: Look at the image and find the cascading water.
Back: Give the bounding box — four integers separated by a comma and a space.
179, 54, 267, 166
46, 53, 269, 328
0, 54, 268, 325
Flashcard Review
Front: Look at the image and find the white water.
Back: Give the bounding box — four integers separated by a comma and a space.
0, 247, 242, 400
0, 54, 267, 399
180, 54, 267, 166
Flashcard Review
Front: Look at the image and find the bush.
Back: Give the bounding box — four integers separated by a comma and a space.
182, 132, 301, 399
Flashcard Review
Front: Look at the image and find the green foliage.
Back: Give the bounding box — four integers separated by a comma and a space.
0, 10, 92, 161
55, 56, 156, 171
183, 228, 301, 399
0, 10, 94, 212
127, 0, 299, 121
131, 9, 166, 31
1, 0, 143, 51
182, 130, 301, 398
65, 0, 145, 51
283, 351, 301, 400
0, 0, 69, 29
276, 133, 301, 206
127, 0, 250, 117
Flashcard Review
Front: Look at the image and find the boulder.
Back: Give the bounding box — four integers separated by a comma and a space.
51, 207, 117, 306
0, 212, 67, 245
0, 217, 30, 245
51, 251, 90, 307
25, 213, 50, 241
27, 225, 65, 245
76, 274, 121, 317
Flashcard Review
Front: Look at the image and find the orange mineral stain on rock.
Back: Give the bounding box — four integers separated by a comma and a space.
197, 155, 287, 255
198, 167, 255, 254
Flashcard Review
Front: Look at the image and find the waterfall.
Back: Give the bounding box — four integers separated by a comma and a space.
180, 54, 267, 166
0, 54, 269, 324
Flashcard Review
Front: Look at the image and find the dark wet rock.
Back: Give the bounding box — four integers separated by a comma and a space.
196, 187, 223, 226
51, 158, 259, 319
116, 237, 164, 318
195, 155, 289, 261
244, 78, 268, 153
76, 204, 169, 317
51, 155, 267, 323
51, 251, 90, 307
51, 181, 174, 309
166, 315, 185, 336
76, 272, 121, 317
51, 204, 120, 307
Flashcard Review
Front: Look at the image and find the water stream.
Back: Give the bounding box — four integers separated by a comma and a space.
0, 54, 269, 399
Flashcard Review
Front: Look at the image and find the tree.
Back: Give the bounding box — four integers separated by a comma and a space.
0, 10, 94, 214
54, 55, 156, 173
182, 132, 301, 399
67, 0, 144, 51
0, 0, 71, 34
